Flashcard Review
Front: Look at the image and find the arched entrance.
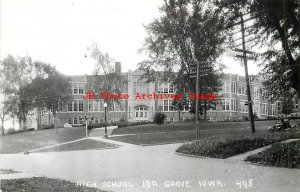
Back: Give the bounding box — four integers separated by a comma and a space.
134, 106, 149, 121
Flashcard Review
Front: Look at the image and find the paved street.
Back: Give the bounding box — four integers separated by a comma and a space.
0, 140, 299, 192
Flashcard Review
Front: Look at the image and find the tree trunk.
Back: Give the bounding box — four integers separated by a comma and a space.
19, 118, 23, 130
1, 119, 4, 136
273, 13, 300, 95
204, 101, 207, 121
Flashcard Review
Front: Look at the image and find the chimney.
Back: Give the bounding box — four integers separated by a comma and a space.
115, 62, 121, 73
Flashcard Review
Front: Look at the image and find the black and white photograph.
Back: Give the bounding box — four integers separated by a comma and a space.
0, 0, 300, 191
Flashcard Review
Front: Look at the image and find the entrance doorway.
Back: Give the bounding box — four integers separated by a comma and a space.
134, 106, 148, 121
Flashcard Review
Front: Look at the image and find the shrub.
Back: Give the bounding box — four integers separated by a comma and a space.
176, 137, 284, 159
41, 124, 54, 129
87, 123, 107, 129
246, 141, 300, 168
153, 112, 166, 124
5, 128, 15, 135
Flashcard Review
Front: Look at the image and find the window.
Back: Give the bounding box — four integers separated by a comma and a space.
94, 101, 99, 111
183, 101, 190, 111
79, 83, 84, 94
73, 117, 78, 125
144, 112, 148, 117
99, 100, 104, 111
158, 84, 163, 93
295, 100, 299, 110
254, 85, 260, 100
164, 100, 168, 111
68, 103, 73, 111
231, 99, 236, 111
261, 103, 268, 115
113, 100, 125, 111
67, 118, 72, 124
164, 83, 168, 93
240, 101, 248, 113
169, 100, 173, 111
169, 84, 174, 93
79, 117, 84, 125
73, 83, 78, 94
226, 100, 229, 110
79, 100, 83, 111
231, 82, 236, 93
222, 81, 230, 93
238, 83, 246, 95
278, 102, 281, 111
158, 83, 174, 94
158, 100, 163, 111
73, 101, 78, 111
222, 99, 230, 111
140, 112, 143, 117
88, 100, 93, 111
271, 104, 275, 116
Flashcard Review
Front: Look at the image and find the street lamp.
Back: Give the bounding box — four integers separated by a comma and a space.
104, 102, 108, 138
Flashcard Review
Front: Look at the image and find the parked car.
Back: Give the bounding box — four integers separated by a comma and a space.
268, 118, 299, 133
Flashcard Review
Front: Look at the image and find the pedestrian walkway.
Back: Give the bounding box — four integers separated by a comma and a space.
89, 136, 136, 147
88, 126, 118, 137
0, 143, 299, 192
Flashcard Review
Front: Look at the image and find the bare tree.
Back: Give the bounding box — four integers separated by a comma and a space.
86, 43, 127, 114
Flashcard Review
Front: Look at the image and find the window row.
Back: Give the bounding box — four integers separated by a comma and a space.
67, 100, 126, 112
222, 99, 236, 111
222, 81, 247, 95
68, 116, 106, 125
68, 100, 84, 112
158, 100, 189, 112
157, 83, 174, 94
72, 82, 85, 95
135, 111, 148, 118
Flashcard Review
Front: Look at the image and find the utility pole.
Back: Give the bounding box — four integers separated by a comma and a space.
239, 13, 256, 134
195, 60, 200, 138
187, 38, 209, 139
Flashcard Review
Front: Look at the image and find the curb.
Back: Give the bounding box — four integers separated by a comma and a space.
141, 142, 185, 146
174, 151, 225, 160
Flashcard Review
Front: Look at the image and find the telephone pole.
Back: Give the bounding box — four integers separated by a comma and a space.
233, 13, 256, 134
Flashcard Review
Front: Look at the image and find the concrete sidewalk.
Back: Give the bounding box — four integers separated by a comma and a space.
0, 143, 299, 192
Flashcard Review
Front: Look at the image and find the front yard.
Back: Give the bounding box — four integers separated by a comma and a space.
0, 127, 90, 154
109, 120, 276, 145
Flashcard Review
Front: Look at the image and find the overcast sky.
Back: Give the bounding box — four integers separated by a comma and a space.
1, 0, 261, 76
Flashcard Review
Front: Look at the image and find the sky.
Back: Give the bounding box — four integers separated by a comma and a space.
0, 0, 261, 76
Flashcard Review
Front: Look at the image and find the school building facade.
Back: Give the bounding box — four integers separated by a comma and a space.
50, 64, 299, 127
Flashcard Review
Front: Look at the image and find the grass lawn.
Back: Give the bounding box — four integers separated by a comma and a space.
0, 127, 89, 154
245, 140, 300, 168
111, 120, 276, 135
0, 177, 105, 192
33, 139, 117, 153
109, 121, 278, 145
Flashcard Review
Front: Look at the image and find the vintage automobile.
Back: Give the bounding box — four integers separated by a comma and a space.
268, 118, 299, 133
